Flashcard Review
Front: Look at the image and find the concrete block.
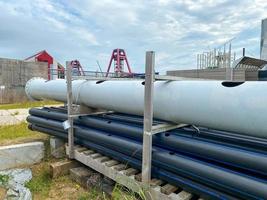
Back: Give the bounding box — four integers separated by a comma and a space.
87, 172, 103, 188
50, 160, 80, 178
161, 184, 178, 195
50, 137, 65, 158
0, 142, 44, 170
103, 176, 115, 186
102, 177, 115, 196
70, 167, 103, 189
70, 167, 93, 188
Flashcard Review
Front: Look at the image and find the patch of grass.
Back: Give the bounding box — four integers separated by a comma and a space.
0, 100, 62, 110
112, 184, 141, 200
0, 122, 41, 142
26, 163, 52, 198
77, 187, 107, 200
77, 193, 91, 200
43, 138, 52, 161
0, 174, 9, 186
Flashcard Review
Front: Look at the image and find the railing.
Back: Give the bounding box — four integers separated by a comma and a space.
49, 68, 146, 80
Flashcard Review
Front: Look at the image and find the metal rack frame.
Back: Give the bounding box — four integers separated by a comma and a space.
65, 51, 187, 198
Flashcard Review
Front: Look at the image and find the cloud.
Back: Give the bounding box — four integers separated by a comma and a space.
0, 0, 266, 73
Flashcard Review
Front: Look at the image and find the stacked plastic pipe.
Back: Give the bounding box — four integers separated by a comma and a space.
27, 107, 267, 200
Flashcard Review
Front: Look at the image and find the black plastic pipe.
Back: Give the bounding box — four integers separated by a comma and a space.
30, 108, 267, 148
30, 124, 238, 200
29, 108, 267, 153
27, 117, 267, 199
27, 113, 267, 176
77, 116, 267, 176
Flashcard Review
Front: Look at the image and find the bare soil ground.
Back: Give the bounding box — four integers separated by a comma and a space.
0, 187, 6, 200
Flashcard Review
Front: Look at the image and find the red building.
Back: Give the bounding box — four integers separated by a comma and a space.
25, 50, 64, 80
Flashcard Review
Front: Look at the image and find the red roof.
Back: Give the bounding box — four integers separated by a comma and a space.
25, 50, 52, 61
25, 50, 54, 80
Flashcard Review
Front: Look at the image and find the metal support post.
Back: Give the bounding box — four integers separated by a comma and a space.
142, 51, 155, 185
66, 61, 74, 159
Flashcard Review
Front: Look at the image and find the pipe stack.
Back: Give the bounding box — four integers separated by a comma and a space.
27, 107, 267, 200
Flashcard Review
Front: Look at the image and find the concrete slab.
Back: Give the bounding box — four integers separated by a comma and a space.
0, 109, 29, 125
14, 115, 28, 122
0, 115, 20, 125
0, 142, 44, 170
7, 109, 29, 116
0, 110, 10, 116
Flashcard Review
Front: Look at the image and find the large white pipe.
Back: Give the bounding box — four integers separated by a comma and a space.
25, 78, 267, 138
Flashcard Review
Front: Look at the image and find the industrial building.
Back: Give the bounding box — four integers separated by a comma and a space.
0, 57, 47, 104
167, 50, 267, 81
167, 18, 267, 81
0, 50, 66, 104
167, 67, 259, 81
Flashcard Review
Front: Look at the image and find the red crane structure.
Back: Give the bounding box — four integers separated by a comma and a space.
105, 49, 133, 77
70, 60, 85, 76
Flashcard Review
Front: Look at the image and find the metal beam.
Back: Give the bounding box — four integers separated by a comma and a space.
66, 61, 74, 159
151, 123, 188, 135
142, 51, 155, 185
72, 76, 142, 81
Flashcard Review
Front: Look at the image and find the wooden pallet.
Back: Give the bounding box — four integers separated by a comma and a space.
66, 145, 202, 200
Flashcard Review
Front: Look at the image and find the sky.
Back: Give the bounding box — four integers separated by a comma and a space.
0, 0, 266, 73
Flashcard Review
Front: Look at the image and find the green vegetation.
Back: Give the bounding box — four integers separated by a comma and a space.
26, 163, 52, 198
0, 175, 9, 186
0, 122, 36, 141
77, 193, 90, 200
112, 184, 144, 200
0, 123, 35, 141
77, 190, 106, 200
76, 184, 141, 200
0, 122, 46, 145
0, 100, 62, 110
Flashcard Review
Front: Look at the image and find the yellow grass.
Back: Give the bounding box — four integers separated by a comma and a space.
0, 100, 62, 110
0, 122, 47, 145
